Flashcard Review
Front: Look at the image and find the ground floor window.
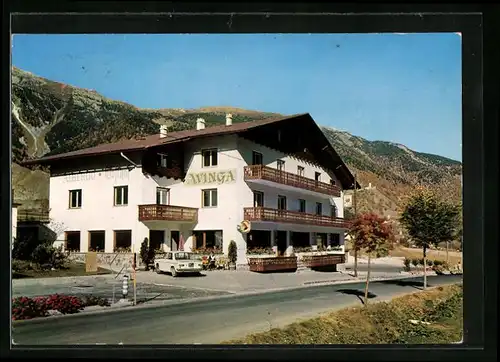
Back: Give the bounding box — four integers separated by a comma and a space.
315, 232, 328, 249
65, 231, 81, 252
291, 231, 310, 248
114, 230, 132, 251
247, 230, 271, 249
88, 230, 105, 251
328, 233, 341, 246
193, 230, 223, 251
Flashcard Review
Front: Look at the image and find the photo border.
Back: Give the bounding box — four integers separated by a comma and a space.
2, 2, 496, 360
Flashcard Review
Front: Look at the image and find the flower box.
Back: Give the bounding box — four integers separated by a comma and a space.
248, 256, 298, 273
301, 254, 345, 268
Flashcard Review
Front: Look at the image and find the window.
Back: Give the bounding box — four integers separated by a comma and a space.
278, 195, 287, 210
202, 149, 218, 167
114, 186, 129, 206
202, 189, 218, 207
167, 252, 173, 260
331, 204, 338, 217
69, 189, 82, 209
315, 172, 321, 182
157, 153, 170, 168
88, 230, 105, 252
65, 231, 81, 252
114, 230, 132, 251
297, 166, 305, 177
277, 159, 285, 171
252, 151, 263, 165
253, 191, 264, 207
329, 233, 341, 246
298, 199, 306, 213
316, 202, 323, 215
156, 187, 170, 205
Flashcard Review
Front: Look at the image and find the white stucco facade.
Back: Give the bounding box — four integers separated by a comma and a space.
48, 133, 348, 264
12, 204, 19, 248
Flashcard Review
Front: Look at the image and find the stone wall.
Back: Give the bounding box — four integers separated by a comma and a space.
68, 252, 139, 273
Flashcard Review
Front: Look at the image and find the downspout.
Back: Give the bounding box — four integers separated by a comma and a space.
120, 152, 138, 168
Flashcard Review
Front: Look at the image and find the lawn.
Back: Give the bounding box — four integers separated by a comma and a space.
12, 261, 113, 279
222, 283, 463, 345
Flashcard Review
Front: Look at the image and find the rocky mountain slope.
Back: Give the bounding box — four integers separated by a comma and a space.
11, 66, 462, 216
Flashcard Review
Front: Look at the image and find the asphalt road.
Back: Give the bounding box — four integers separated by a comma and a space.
12, 274, 462, 345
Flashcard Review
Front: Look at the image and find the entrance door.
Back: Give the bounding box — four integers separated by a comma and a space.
149, 230, 164, 251
170, 231, 180, 251
276, 231, 287, 256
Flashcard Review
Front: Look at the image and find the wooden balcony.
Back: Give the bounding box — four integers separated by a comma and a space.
244, 207, 350, 228
138, 204, 198, 222
17, 210, 50, 223
244, 165, 341, 197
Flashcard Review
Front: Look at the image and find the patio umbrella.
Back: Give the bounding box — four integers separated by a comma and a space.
179, 234, 184, 251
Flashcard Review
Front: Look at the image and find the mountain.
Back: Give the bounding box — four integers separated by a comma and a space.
11, 67, 462, 217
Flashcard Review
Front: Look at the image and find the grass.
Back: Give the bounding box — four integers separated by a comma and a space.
221, 283, 463, 345
348, 246, 462, 267
389, 247, 462, 267
12, 261, 113, 279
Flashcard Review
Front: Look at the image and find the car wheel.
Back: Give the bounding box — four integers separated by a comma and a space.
171, 266, 177, 277
155, 264, 161, 274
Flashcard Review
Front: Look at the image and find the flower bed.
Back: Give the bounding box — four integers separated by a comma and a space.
300, 254, 345, 268
12, 294, 110, 321
248, 256, 297, 273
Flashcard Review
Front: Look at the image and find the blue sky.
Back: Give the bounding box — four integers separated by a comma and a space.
12, 33, 462, 161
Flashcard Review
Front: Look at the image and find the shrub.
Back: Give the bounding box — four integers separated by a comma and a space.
12, 296, 49, 320
228, 240, 237, 264
31, 244, 55, 268
43, 294, 84, 314
12, 259, 33, 272
426, 259, 434, 266
12, 236, 39, 261
419, 258, 425, 266
50, 246, 68, 269
403, 257, 411, 271
433, 260, 443, 266
411, 258, 420, 267
80, 295, 110, 307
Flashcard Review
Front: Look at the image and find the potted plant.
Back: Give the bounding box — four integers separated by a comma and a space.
227, 240, 237, 270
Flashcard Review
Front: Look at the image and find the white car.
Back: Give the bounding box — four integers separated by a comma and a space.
154, 251, 203, 277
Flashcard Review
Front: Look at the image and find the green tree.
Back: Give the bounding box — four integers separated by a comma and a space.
348, 213, 395, 305
227, 240, 237, 268
400, 187, 460, 289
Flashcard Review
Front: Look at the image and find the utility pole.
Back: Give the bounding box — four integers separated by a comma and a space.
353, 172, 358, 277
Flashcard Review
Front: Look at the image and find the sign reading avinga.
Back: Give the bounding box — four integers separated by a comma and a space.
184, 169, 236, 186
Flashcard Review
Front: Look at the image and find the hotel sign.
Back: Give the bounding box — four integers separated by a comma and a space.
184, 169, 236, 186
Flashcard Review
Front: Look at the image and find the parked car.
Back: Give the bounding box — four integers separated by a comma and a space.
154, 251, 203, 277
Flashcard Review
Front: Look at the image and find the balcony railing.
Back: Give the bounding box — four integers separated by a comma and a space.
244, 207, 350, 228
244, 165, 341, 197
17, 210, 50, 223
138, 204, 198, 222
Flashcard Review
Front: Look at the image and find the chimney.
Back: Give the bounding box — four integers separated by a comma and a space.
225, 113, 233, 126
196, 118, 206, 131
159, 125, 168, 138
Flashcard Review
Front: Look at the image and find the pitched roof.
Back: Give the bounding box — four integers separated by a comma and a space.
22, 113, 359, 189
23, 114, 301, 164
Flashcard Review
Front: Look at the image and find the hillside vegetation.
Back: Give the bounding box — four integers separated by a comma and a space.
11, 66, 462, 216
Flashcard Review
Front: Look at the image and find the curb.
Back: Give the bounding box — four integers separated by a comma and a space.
12, 274, 460, 326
